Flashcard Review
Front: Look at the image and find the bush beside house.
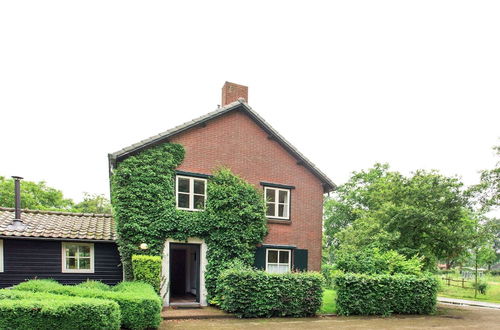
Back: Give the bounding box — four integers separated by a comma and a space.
334, 272, 438, 315
132, 255, 162, 292
13, 279, 162, 330
0, 290, 121, 330
218, 266, 324, 318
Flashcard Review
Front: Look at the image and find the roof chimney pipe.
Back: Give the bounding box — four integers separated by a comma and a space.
7, 176, 26, 231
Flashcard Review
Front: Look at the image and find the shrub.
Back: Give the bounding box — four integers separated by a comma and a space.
474, 281, 488, 295
218, 267, 324, 318
76, 280, 111, 291
0, 290, 120, 330
334, 272, 438, 316
334, 248, 423, 275
132, 254, 162, 292
489, 270, 500, 276
14, 279, 162, 330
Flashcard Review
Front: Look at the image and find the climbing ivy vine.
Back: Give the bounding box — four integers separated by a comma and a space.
111, 143, 268, 299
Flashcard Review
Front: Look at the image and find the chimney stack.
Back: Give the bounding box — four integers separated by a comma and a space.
7, 176, 26, 231
221, 82, 248, 107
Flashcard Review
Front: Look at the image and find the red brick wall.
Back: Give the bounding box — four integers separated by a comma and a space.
170, 110, 324, 271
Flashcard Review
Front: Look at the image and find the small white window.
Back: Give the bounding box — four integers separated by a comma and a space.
266, 249, 291, 273
265, 187, 290, 219
0, 240, 3, 272
62, 242, 94, 273
176, 176, 207, 211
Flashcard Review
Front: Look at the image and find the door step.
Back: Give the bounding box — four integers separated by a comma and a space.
170, 302, 201, 309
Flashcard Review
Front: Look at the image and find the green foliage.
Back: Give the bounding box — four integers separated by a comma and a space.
0, 289, 121, 330
132, 255, 162, 292
111, 143, 267, 299
0, 176, 74, 211
321, 264, 336, 288
334, 273, 438, 316
334, 248, 424, 275
469, 144, 500, 213
324, 163, 475, 269
76, 280, 111, 291
473, 281, 488, 295
13, 279, 161, 330
218, 266, 324, 318
73, 193, 112, 214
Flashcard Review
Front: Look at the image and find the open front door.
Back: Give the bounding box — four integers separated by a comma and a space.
169, 243, 201, 305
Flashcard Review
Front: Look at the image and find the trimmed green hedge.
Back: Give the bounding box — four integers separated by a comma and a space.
132, 254, 162, 292
218, 267, 324, 318
13, 280, 162, 330
0, 290, 120, 330
334, 273, 438, 316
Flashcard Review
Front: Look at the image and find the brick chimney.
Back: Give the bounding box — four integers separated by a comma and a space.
221, 82, 248, 107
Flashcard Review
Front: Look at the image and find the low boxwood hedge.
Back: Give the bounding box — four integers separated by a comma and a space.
218, 267, 324, 318
0, 290, 121, 330
13, 279, 162, 330
132, 254, 162, 292
334, 272, 438, 316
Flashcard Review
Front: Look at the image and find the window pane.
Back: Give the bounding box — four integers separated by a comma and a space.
277, 265, 289, 273
266, 189, 275, 202
278, 190, 288, 203
66, 257, 77, 269
79, 258, 91, 270
193, 195, 205, 210
279, 250, 289, 263
66, 245, 77, 257
79, 246, 90, 257
278, 204, 289, 218
266, 203, 275, 217
178, 193, 189, 208
268, 264, 279, 273
268, 250, 278, 263
194, 180, 205, 194
178, 178, 190, 193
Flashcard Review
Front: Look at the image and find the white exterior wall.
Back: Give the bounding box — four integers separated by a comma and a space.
160, 237, 207, 306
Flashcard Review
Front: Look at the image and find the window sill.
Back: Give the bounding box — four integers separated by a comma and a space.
267, 219, 291, 225
62, 270, 94, 274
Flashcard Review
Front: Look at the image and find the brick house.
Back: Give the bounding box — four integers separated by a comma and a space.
108, 82, 336, 306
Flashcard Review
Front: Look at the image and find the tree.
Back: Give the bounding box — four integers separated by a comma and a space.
324, 164, 475, 270
73, 193, 112, 214
469, 145, 500, 213
0, 176, 74, 211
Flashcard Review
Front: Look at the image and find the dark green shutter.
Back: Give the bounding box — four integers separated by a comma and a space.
254, 246, 266, 270
293, 249, 308, 271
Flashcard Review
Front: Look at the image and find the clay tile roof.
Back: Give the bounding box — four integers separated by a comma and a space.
0, 207, 116, 241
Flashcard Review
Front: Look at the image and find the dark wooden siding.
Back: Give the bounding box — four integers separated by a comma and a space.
0, 238, 123, 288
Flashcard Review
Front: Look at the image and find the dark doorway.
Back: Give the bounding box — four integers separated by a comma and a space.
169, 243, 200, 304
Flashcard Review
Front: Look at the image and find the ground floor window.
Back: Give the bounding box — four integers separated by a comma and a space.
266, 248, 291, 273
62, 242, 94, 273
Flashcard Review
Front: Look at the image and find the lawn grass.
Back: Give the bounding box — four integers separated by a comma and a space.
437, 274, 500, 304
319, 289, 336, 314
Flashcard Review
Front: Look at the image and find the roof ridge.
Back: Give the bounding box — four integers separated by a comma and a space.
0, 207, 112, 218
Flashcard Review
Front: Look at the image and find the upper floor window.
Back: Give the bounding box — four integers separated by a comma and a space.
176, 176, 207, 211
62, 242, 94, 273
265, 187, 290, 219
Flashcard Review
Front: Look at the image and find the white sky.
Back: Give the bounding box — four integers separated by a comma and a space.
1, 1, 499, 202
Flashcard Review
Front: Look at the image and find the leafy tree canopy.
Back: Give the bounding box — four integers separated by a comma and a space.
324, 163, 476, 270
0, 176, 111, 214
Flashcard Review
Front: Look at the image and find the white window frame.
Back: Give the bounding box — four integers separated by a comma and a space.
0, 240, 3, 272
176, 176, 207, 211
265, 248, 291, 273
61, 242, 94, 273
264, 187, 290, 220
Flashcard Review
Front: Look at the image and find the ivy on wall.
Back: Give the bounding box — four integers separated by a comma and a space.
111, 143, 268, 299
